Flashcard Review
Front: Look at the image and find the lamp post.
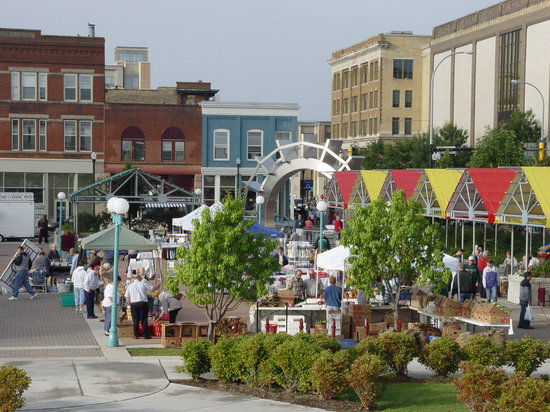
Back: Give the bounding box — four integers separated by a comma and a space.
429, 50, 474, 167
57, 192, 66, 253
194, 188, 203, 205
511, 79, 546, 160
236, 157, 241, 199
317, 200, 328, 250
256, 195, 265, 225
91, 152, 97, 217
106, 196, 129, 347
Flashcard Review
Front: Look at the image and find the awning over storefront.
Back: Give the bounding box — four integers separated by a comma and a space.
380, 169, 422, 200
412, 169, 463, 218
325, 171, 359, 209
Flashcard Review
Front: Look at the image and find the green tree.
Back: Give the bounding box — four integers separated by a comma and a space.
174, 197, 279, 339
468, 126, 524, 167
504, 110, 541, 144
340, 190, 447, 328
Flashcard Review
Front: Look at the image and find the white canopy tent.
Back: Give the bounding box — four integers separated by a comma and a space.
171, 202, 224, 231
316, 246, 351, 271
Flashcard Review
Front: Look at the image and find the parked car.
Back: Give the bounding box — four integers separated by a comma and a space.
274, 215, 297, 230
48, 216, 74, 232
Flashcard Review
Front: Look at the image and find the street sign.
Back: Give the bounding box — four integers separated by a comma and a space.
304, 180, 313, 191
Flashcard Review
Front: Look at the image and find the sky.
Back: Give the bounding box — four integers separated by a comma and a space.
2, 0, 498, 121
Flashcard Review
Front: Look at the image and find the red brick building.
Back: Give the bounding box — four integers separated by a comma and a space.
104, 82, 217, 191
0, 28, 105, 219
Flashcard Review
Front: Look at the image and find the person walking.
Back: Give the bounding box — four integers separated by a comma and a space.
518, 272, 534, 329
83, 265, 100, 318
37, 215, 49, 245
158, 290, 183, 323
71, 260, 87, 313
482, 259, 499, 303
102, 272, 120, 336
125, 273, 160, 339
9, 246, 37, 300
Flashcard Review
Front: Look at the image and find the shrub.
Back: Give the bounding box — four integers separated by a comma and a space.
462, 335, 502, 366
180, 339, 211, 379
504, 336, 549, 376
235, 334, 269, 386
309, 333, 342, 353
453, 361, 505, 412
0, 365, 32, 412
348, 353, 385, 409
208, 336, 245, 382
311, 350, 349, 400
378, 332, 419, 376
262, 332, 292, 354
419, 337, 462, 377
494, 372, 550, 412
354, 336, 386, 361
270, 337, 320, 392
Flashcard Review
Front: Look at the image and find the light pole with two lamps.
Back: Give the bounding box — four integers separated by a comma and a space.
57, 192, 66, 253
316, 199, 328, 250
429, 50, 474, 167
91, 152, 97, 217
511, 79, 546, 161
106, 196, 130, 347
256, 195, 265, 225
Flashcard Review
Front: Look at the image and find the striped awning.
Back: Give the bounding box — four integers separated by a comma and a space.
144, 203, 187, 208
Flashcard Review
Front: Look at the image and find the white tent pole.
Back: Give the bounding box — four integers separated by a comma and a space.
445, 219, 449, 248
461, 221, 464, 250
454, 220, 458, 247
511, 227, 515, 275
525, 226, 529, 269
543, 228, 546, 246
494, 224, 498, 256
473, 221, 476, 254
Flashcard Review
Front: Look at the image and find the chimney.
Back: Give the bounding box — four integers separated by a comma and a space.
88, 23, 95, 37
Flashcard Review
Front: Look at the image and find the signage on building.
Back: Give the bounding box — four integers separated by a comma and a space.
0, 192, 34, 201
303, 180, 313, 191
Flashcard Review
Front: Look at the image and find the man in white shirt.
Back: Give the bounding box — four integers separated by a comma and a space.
304, 269, 323, 298
83, 266, 100, 319
158, 290, 183, 323
528, 252, 540, 269
125, 274, 160, 339
71, 261, 87, 314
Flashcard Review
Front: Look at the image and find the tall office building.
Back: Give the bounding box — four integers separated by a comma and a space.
110, 46, 150, 90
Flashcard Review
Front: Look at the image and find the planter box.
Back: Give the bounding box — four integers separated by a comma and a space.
508, 275, 550, 305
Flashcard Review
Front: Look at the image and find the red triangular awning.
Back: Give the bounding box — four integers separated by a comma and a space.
390, 170, 422, 199
334, 171, 359, 204
467, 168, 516, 216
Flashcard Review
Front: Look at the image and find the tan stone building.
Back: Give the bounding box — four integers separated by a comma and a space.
328, 32, 430, 147
426, 0, 550, 145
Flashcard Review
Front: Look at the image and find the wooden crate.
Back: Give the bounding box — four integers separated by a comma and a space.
179, 323, 198, 338
162, 323, 182, 338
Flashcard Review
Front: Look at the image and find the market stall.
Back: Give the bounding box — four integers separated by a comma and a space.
380, 169, 422, 201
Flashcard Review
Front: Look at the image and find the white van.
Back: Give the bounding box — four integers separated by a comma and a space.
0, 192, 35, 241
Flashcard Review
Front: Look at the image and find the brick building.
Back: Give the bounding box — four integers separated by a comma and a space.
0, 28, 105, 221
104, 81, 217, 191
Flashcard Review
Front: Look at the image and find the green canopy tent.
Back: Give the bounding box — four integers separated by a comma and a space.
81, 225, 157, 251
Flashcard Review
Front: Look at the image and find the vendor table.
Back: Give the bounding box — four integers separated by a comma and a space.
49, 262, 71, 284
255, 303, 327, 333
454, 316, 511, 333
409, 307, 512, 334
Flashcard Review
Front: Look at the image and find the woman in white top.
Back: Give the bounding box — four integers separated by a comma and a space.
71, 261, 87, 314
102, 273, 120, 336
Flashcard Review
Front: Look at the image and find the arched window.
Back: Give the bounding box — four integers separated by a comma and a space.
161, 127, 185, 162
121, 126, 145, 161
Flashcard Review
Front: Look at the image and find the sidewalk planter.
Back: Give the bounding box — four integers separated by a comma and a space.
60, 293, 75, 307
508, 274, 550, 305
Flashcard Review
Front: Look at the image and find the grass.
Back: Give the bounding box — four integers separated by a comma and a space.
336, 381, 466, 412
127, 347, 182, 356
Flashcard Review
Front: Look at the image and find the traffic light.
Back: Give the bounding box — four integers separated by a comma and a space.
348, 145, 353, 156
539, 141, 546, 162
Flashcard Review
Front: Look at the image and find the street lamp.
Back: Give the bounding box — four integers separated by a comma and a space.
91, 152, 97, 217
256, 195, 265, 225
236, 157, 241, 199
57, 192, 66, 254
511, 79, 546, 160
194, 188, 203, 205
429, 50, 474, 167
317, 200, 328, 250
106, 196, 129, 347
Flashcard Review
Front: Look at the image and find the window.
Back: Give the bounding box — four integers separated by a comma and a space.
361, 94, 368, 111
161, 127, 186, 161
498, 29, 521, 122
351, 121, 357, 137
11, 119, 19, 150
352, 96, 358, 112
393, 59, 413, 79
332, 100, 337, 115
373, 90, 378, 108
121, 127, 145, 161
336, 99, 340, 115
124, 74, 139, 89
343, 71, 349, 88
405, 90, 413, 108
392, 118, 400, 135
373, 117, 378, 134
39, 73, 47, 101
343, 98, 349, 114
79, 121, 92, 151
79, 75, 92, 102
392, 90, 400, 108
370, 61, 378, 81
333, 73, 340, 90
405, 118, 412, 135
368, 118, 373, 135
11, 72, 20, 100
247, 130, 263, 160
22, 73, 36, 100
275, 131, 291, 140
361, 120, 367, 135
64, 120, 76, 151
369, 92, 373, 109
39, 120, 47, 151
342, 122, 348, 138
361, 64, 368, 83
64, 74, 77, 101
22, 119, 36, 151
352, 67, 358, 86
213, 129, 230, 160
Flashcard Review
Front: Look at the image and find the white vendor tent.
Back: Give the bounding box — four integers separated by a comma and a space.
316, 246, 351, 271
172, 202, 224, 231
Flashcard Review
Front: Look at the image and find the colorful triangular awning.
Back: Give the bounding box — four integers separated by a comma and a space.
361, 170, 387, 202
424, 169, 463, 218
522, 167, 550, 228
391, 170, 422, 199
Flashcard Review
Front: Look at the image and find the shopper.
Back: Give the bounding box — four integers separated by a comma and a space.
69, 248, 79, 275
482, 259, 499, 303
304, 269, 323, 298
334, 214, 342, 238
71, 260, 86, 313
8, 246, 37, 300
33, 251, 50, 289
452, 263, 475, 303
465, 256, 479, 296
324, 275, 342, 319
47, 243, 61, 261
503, 251, 518, 277
518, 272, 534, 329
125, 273, 160, 339
158, 290, 183, 323
286, 270, 305, 302
37, 215, 49, 245
477, 250, 488, 296
102, 273, 120, 336
273, 246, 288, 267
88, 250, 102, 270
83, 265, 100, 318
528, 252, 540, 269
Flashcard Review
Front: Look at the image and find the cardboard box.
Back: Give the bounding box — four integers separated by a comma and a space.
180, 323, 198, 338
161, 337, 182, 348
368, 322, 387, 335
162, 323, 181, 338
116, 321, 135, 338
385, 312, 395, 326
354, 326, 367, 340
277, 289, 294, 298
310, 328, 328, 335
410, 295, 430, 309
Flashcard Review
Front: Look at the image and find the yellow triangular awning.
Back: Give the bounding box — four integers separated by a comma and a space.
425, 169, 463, 218
522, 167, 550, 228
361, 170, 387, 201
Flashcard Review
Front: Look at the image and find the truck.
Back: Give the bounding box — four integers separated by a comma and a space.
0, 192, 35, 242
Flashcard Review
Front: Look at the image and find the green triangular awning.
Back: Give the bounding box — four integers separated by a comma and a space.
81, 226, 157, 250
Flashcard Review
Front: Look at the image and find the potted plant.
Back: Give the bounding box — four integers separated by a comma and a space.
314, 320, 327, 329
530, 260, 550, 278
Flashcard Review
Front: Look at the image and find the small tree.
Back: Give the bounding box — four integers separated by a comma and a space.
341, 190, 447, 328
468, 126, 524, 167
175, 197, 279, 339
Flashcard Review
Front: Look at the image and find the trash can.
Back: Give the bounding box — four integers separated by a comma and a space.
61, 232, 75, 252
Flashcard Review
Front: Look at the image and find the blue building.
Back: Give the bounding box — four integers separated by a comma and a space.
200, 102, 299, 216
